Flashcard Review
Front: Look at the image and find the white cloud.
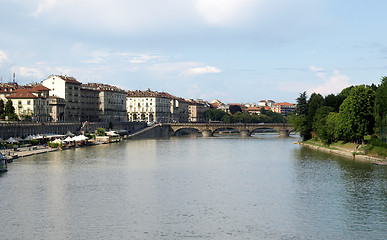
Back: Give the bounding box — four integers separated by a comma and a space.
309, 66, 324, 72
310, 70, 351, 95
183, 66, 221, 76
193, 0, 263, 26
0, 50, 10, 65
11, 66, 45, 80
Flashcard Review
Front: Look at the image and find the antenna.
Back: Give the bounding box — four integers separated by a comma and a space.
13, 73, 15, 83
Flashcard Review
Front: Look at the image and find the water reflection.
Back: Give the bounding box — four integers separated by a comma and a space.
1, 137, 386, 239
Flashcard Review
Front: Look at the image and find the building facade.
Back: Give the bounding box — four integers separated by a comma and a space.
80, 85, 100, 122
49, 96, 65, 122
83, 83, 127, 122
6, 85, 50, 122
272, 102, 295, 116
126, 90, 171, 123
186, 99, 208, 122
42, 75, 81, 122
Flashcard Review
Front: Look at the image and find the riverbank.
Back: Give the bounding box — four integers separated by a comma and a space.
300, 140, 387, 165
2, 124, 170, 163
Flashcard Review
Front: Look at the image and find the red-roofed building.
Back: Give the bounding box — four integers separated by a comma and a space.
6, 87, 50, 122
272, 102, 295, 116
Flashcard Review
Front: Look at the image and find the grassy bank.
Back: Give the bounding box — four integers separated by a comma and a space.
302, 139, 387, 163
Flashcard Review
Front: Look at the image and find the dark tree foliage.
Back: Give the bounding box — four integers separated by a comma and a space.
324, 94, 345, 112
374, 77, 387, 134
4, 100, 18, 121
295, 91, 308, 115
229, 105, 242, 114
0, 99, 4, 119
289, 92, 310, 140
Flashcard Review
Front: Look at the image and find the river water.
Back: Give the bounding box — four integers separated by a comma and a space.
1, 135, 386, 239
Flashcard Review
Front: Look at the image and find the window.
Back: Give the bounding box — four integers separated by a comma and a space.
27, 100, 31, 105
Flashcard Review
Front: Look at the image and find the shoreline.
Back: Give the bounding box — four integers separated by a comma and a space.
300, 142, 387, 165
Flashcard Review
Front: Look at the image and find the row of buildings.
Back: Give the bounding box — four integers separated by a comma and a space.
0, 75, 295, 123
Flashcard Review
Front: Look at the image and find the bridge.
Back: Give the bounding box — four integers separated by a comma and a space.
168, 123, 294, 137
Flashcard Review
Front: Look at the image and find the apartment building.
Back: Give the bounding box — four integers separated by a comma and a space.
42, 75, 81, 122
126, 89, 171, 123
6, 84, 50, 122
83, 83, 127, 122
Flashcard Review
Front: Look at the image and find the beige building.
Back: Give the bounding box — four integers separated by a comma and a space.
49, 96, 65, 122
127, 90, 171, 123
83, 83, 127, 122
6, 85, 50, 122
80, 85, 99, 122
42, 75, 81, 122
187, 100, 208, 122
272, 102, 295, 116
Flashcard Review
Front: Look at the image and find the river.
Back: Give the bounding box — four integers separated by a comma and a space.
1, 135, 386, 239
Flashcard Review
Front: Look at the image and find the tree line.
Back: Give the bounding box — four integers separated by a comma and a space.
204, 106, 286, 123
289, 77, 387, 144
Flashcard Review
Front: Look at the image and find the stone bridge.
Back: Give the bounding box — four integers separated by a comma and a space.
168, 123, 294, 137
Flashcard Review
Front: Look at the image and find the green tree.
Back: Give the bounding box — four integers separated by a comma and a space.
335, 85, 375, 143
324, 94, 345, 112
325, 112, 339, 144
204, 109, 229, 122
295, 91, 308, 115
96, 128, 105, 136
374, 77, 387, 135
313, 106, 334, 144
4, 100, 18, 121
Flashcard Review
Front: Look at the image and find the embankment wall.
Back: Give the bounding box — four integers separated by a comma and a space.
127, 125, 172, 139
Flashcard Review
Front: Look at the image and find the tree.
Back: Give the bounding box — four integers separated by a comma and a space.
96, 127, 105, 136
4, 100, 18, 121
374, 77, 387, 135
204, 109, 229, 122
335, 85, 375, 143
324, 94, 345, 112
313, 106, 334, 144
229, 105, 242, 114
0, 99, 4, 119
289, 92, 310, 140
295, 91, 308, 115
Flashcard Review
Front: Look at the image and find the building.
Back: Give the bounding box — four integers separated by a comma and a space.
126, 89, 189, 123
5, 85, 50, 122
80, 85, 100, 122
83, 83, 127, 122
186, 99, 208, 122
0, 83, 19, 102
272, 102, 295, 116
42, 75, 82, 122
258, 100, 275, 107
49, 96, 65, 122
126, 89, 171, 123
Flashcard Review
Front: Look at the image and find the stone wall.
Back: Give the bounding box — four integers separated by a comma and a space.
127, 124, 172, 139
0, 122, 146, 139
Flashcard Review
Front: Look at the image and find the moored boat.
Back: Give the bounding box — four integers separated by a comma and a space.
0, 153, 7, 172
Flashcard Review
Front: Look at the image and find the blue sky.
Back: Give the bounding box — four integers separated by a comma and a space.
0, 0, 386, 103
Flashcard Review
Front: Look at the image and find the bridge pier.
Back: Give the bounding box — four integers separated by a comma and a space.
202, 130, 212, 137
240, 130, 250, 137
279, 129, 290, 137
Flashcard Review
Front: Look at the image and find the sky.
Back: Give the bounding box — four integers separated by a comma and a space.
0, 0, 386, 103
